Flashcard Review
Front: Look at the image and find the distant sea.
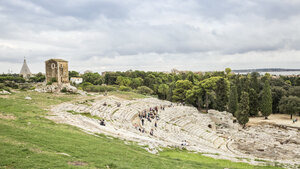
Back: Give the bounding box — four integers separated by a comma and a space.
238, 71, 300, 76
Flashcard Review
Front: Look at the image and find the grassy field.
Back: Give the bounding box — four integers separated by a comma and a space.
0, 91, 283, 169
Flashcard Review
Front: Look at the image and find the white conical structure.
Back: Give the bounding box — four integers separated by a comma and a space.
20, 58, 32, 79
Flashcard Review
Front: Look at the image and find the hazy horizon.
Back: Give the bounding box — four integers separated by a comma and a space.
1, 0, 300, 73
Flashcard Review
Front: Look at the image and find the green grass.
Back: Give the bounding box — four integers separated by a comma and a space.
67, 110, 104, 120
0, 91, 283, 169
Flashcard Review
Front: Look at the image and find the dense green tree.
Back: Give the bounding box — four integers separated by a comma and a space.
116, 76, 132, 87
104, 72, 118, 85
241, 75, 250, 93
288, 86, 300, 98
235, 75, 242, 101
158, 84, 169, 99
172, 80, 193, 102
225, 68, 232, 78
82, 72, 103, 85
144, 74, 156, 89
186, 72, 195, 84
130, 77, 143, 89
279, 96, 300, 119
228, 83, 238, 115
215, 78, 228, 111
186, 85, 203, 110
271, 87, 287, 114
249, 88, 259, 116
199, 76, 224, 112
261, 80, 272, 119
235, 92, 250, 127
69, 71, 80, 78
250, 72, 260, 93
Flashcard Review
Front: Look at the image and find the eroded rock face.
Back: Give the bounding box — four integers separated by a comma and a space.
35, 83, 77, 93
61, 83, 78, 93
208, 110, 239, 131
230, 125, 300, 161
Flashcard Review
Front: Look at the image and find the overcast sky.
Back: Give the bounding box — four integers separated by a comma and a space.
1, 0, 300, 74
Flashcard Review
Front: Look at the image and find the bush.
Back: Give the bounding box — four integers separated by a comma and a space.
119, 85, 132, 92
46, 82, 52, 85
51, 77, 57, 83
20, 84, 33, 91
80, 82, 93, 88
105, 85, 117, 92
0, 83, 10, 92
83, 85, 117, 92
61, 87, 68, 93
4, 81, 19, 89
137, 86, 153, 95
0, 76, 25, 83
0, 83, 4, 89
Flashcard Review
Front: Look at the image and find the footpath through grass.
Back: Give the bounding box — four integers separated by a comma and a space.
0, 91, 283, 169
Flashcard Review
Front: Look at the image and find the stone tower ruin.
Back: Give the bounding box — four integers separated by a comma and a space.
45, 59, 69, 84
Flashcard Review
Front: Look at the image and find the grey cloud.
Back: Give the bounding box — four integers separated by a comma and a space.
0, 0, 300, 73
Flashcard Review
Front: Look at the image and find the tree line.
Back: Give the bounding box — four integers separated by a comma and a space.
70, 69, 300, 126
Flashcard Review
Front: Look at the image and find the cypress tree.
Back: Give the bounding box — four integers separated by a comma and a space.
228, 83, 238, 115
250, 72, 260, 93
236, 92, 250, 128
249, 88, 259, 116
261, 80, 272, 119
215, 78, 228, 111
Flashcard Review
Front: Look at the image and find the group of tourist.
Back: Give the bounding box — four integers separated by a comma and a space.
135, 104, 174, 136
99, 119, 105, 126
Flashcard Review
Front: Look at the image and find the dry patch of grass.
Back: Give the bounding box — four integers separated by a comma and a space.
0, 113, 16, 120
68, 161, 88, 166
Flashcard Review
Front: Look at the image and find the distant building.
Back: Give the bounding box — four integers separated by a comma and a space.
70, 77, 83, 84
45, 59, 69, 84
20, 58, 32, 79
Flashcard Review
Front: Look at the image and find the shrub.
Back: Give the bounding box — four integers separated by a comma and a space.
137, 86, 153, 95
119, 85, 132, 92
46, 82, 52, 85
80, 82, 93, 88
20, 84, 33, 91
4, 81, 19, 89
83, 85, 117, 93
0, 83, 10, 92
51, 77, 57, 83
0, 83, 4, 89
61, 87, 68, 93
0, 76, 25, 83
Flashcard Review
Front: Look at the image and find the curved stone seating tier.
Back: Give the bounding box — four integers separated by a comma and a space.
51, 96, 235, 157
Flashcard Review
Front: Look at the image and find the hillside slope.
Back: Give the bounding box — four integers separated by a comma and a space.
0, 91, 283, 169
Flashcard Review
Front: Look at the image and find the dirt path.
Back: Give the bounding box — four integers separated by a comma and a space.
249, 114, 300, 128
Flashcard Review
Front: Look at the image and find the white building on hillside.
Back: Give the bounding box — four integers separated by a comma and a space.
70, 77, 83, 84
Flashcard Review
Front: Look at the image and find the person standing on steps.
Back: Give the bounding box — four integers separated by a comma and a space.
141, 118, 144, 126
150, 129, 154, 136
